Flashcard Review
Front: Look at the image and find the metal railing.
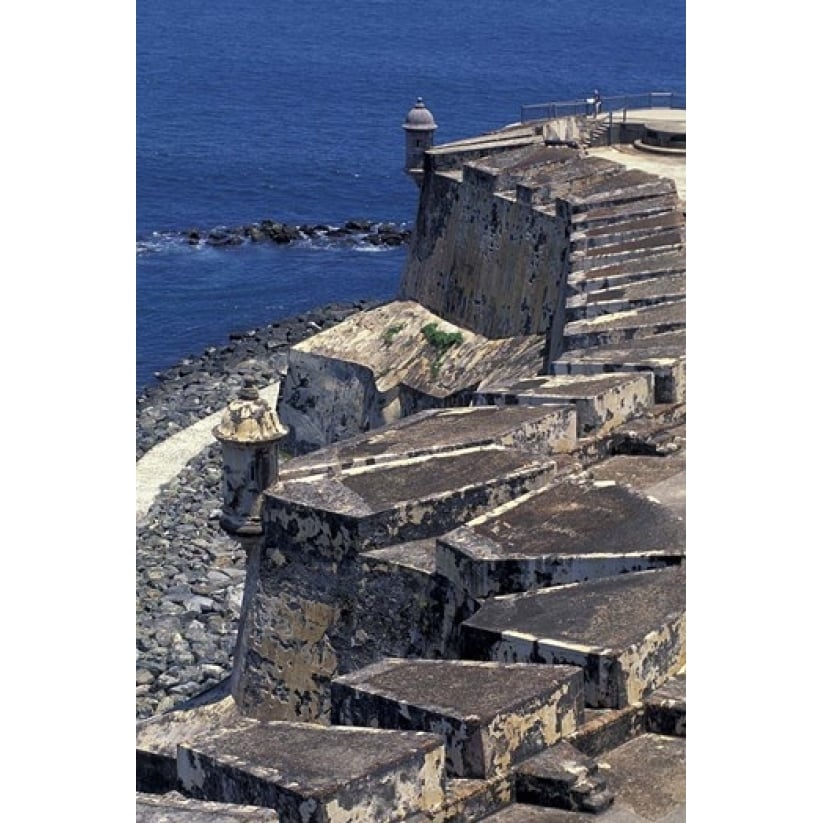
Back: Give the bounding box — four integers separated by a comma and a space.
520, 91, 685, 124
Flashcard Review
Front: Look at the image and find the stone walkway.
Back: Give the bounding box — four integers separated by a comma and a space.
136, 383, 280, 521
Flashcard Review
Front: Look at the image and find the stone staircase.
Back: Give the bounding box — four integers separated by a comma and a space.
581, 118, 611, 149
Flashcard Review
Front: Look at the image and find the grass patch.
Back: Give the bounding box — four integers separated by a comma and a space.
382, 323, 405, 345
421, 322, 464, 376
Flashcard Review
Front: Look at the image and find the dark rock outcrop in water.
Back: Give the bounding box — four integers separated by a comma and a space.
144, 219, 411, 253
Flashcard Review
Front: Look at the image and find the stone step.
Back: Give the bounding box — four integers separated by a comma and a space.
567, 705, 646, 758
177, 721, 446, 823
331, 658, 584, 779
137, 697, 249, 795
570, 194, 682, 232
569, 245, 685, 279
570, 210, 684, 246
281, 405, 579, 480
644, 670, 686, 737
269, 444, 558, 553
604, 412, 686, 457
566, 250, 686, 294
564, 273, 686, 322
402, 774, 513, 822
569, 227, 684, 266
569, 231, 685, 272
587, 455, 686, 520
476, 734, 686, 823
543, 166, 629, 204
436, 479, 684, 599
594, 733, 686, 820
563, 301, 686, 351
137, 792, 280, 822
551, 331, 686, 404
474, 372, 654, 439
475, 804, 606, 820
514, 740, 614, 814
460, 565, 686, 708
565, 172, 678, 212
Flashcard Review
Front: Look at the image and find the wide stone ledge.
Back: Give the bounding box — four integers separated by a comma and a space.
281, 405, 579, 481
265, 445, 558, 553
137, 698, 248, 794
436, 480, 684, 599
474, 373, 654, 438
279, 300, 545, 453
177, 721, 446, 823
460, 566, 686, 708
331, 658, 584, 779
587, 455, 686, 502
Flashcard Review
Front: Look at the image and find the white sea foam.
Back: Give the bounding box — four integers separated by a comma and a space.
353, 245, 390, 253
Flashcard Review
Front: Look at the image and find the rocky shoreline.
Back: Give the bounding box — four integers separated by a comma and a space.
136, 299, 382, 719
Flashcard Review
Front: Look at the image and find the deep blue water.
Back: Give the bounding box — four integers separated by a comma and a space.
137, 0, 685, 391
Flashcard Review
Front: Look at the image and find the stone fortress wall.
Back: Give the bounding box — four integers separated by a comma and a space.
138, 100, 687, 822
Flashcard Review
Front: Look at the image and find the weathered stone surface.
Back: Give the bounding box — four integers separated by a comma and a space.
514, 740, 614, 814
177, 722, 445, 823
437, 480, 684, 599
597, 734, 686, 821
137, 697, 248, 793
475, 373, 654, 437
551, 331, 685, 405
332, 659, 584, 778
587, 455, 685, 493
268, 446, 557, 553
281, 405, 578, 480
565, 170, 678, 212
279, 300, 545, 453
400, 153, 569, 339
403, 773, 514, 822
233, 447, 555, 721
567, 705, 646, 758
563, 301, 686, 351
644, 671, 686, 737
461, 566, 686, 708
475, 804, 598, 821
569, 273, 686, 319
137, 792, 280, 822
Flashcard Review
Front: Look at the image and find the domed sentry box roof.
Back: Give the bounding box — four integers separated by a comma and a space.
213, 380, 288, 445
403, 97, 438, 132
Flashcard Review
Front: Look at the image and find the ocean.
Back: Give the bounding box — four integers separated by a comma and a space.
136, 0, 685, 391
